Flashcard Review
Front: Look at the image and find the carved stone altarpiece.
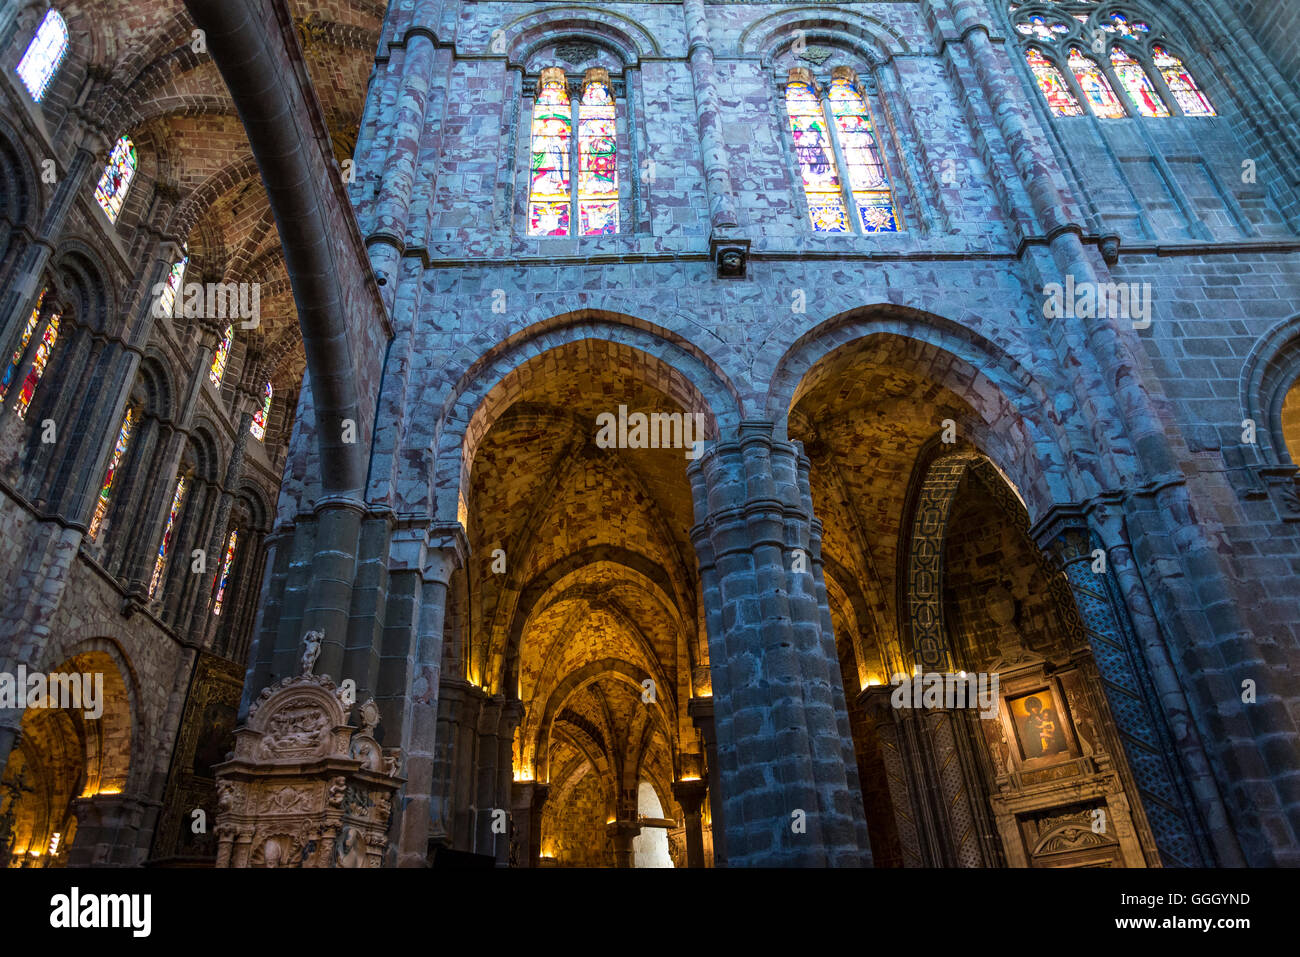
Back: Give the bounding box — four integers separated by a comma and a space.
213, 664, 403, 868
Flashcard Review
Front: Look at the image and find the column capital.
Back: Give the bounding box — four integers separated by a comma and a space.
672, 779, 708, 816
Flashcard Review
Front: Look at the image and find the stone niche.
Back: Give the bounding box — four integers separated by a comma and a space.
213, 675, 403, 868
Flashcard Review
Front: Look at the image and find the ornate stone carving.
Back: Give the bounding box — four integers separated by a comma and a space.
213, 673, 404, 868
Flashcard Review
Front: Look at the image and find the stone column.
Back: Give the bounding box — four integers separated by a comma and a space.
365, 0, 443, 304
495, 699, 522, 866
0, 137, 103, 345
66, 793, 151, 867
672, 779, 709, 868
607, 820, 639, 869
390, 525, 463, 866
680, 0, 748, 275
688, 421, 870, 866
688, 695, 726, 866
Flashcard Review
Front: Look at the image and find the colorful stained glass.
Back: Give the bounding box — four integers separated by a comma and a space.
1026, 49, 1084, 117
1016, 16, 1069, 41
94, 135, 137, 224
828, 74, 898, 232
209, 324, 233, 388
1152, 46, 1215, 117
15, 312, 59, 419
1110, 47, 1169, 117
250, 380, 272, 440
1099, 14, 1150, 37
1, 290, 46, 400
786, 76, 848, 232
212, 529, 238, 616
149, 475, 187, 599
158, 253, 188, 318
88, 407, 135, 540
15, 9, 68, 102
527, 71, 572, 236
1068, 48, 1125, 119
578, 78, 618, 236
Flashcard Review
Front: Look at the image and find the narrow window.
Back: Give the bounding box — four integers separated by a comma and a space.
250, 381, 272, 440
94, 135, 137, 224
15, 312, 60, 418
1026, 49, 1084, 117
1, 290, 46, 399
212, 529, 238, 616
828, 70, 899, 232
577, 71, 619, 236
158, 252, 188, 318
527, 68, 573, 236
88, 407, 136, 540
1067, 48, 1126, 119
786, 72, 849, 232
209, 324, 233, 388
149, 475, 188, 599
1152, 46, 1215, 117
1110, 47, 1169, 117
15, 9, 69, 102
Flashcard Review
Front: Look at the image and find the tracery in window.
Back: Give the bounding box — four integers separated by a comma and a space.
250, 381, 272, 440
1110, 46, 1169, 117
15, 8, 68, 102
1026, 49, 1084, 117
209, 325, 233, 388
94, 135, 137, 224
1067, 47, 1125, 119
88, 407, 135, 540
786, 72, 848, 232
1152, 45, 1215, 117
149, 475, 187, 599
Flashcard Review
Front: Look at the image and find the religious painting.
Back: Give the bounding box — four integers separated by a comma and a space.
1009, 689, 1069, 760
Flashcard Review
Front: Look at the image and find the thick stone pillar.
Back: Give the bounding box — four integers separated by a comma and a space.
66, 793, 153, 867
688, 421, 871, 866
509, 781, 549, 867
672, 779, 709, 868
607, 820, 639, 869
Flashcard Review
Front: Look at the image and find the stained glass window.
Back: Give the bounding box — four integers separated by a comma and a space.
211, 529, 238, 616
1026, 49, 1084, 117
250, 380, 272, 440
1110, 47, 1169, 117
209, 324, 233, 388
1, 290, 46, 400
94, 135, 137, 224
158, 253, 188, 318
1068, 48, 1125, 119
578, 76, 619, 236
88, 407, 135, 540
828, 73, 898, 232
15, 312, 60, 419
527, 69, 572, 236
1152, 46, 1215, 117
786, 75, 849, 232
15, 9, 68, 102
149, 475, 187, 599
